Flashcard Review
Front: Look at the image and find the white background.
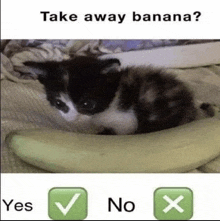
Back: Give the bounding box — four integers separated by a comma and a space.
1, 0, 220, 220
1, 174, 220, 220
1, 0, 220, 39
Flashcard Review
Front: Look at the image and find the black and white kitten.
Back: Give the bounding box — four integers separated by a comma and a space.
22, 56, 214, 135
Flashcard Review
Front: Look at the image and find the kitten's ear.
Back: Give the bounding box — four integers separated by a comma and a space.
100, 58, 121, 75
14, 61, 57, 83
14, 61, 49, 78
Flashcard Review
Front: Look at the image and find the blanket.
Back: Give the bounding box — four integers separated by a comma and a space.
1, 40, 220, 173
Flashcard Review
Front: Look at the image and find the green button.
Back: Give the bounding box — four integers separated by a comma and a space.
48, 187, 88, 220
154, 187, 193, 220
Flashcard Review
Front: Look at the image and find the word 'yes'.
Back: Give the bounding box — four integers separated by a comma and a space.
2, 199, 33, 212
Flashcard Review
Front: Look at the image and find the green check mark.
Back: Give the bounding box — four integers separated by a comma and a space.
48, 187, 87, 220
55, 193, 81, 216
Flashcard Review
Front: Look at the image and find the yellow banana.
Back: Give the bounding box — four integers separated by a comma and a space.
5, 118, 220, 173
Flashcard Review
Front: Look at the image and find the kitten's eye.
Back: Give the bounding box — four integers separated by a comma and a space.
54, 99, 69, 113
82, 100, 97, 110
55, 99, 64, 108
79, 99, 97, 113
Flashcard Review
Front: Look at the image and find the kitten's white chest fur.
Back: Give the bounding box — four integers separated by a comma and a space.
92, 92, 138, 135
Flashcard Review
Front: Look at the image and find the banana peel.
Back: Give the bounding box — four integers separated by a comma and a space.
5, 118, 220, 173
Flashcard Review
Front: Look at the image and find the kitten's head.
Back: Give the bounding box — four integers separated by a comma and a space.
24, 56, 121, 121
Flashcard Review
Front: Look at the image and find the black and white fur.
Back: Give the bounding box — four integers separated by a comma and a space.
22, 56, 214, 135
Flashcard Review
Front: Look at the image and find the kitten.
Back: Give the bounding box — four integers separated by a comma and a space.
22, 56, 214, 135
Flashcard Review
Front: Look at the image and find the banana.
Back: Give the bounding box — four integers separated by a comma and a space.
5, 118, 220, 173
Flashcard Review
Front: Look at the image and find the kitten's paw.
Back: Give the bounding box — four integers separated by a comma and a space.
98, 128, 116, 135
200, 103, 217, 117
